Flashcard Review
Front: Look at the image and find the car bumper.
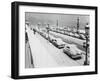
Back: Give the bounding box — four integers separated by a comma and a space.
63, 50, 82, 59
58, 44, 65, 49
53, 43, 65, 48
71, 55, 82, 59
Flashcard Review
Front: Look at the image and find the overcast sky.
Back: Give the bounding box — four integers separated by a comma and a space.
25, 12, 89, 30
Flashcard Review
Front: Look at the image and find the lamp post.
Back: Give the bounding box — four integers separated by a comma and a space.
77, 17, 79, 34
25, 21, 30, 29
37, 23, 40, 32
64, 27, 66, 34
46, 24, 50, 40
84, 23, 89, 65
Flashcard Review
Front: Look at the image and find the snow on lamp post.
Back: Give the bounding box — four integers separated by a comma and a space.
37, 23, 40, 32
84, 23, 89, 65
77, 17, 79, 34
46, 24, 50, 40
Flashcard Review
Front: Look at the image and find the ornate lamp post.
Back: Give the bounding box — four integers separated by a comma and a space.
77, 17, 79, 34
26, 22, 29, 26
64, 27, 66, 34
37, 23, 40, 32
25, 21, 30, 28
46, 24, 50, 40
84, 23, 89, 65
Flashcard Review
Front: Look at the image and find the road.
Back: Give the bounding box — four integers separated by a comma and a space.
49, 31, 89, 64
25, 26, 87, 68
36, 32, 81, 66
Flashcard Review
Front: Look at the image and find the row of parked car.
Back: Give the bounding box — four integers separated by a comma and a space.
36, 29, 85, 60
51, 29, 86, 40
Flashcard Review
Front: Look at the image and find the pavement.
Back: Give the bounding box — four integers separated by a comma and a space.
26, 26, 59, 68
25, 41, 34, 68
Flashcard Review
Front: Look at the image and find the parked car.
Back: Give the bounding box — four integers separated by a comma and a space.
74, 33, 80, 38
83, 41, 90, 48
49, 35, 56, 42
67, 33, 70, 36
63, 44, 84, 59
60, 31, 64, 33
64, 31, 69, 35
41, 32, 48, 39
70, 32, 75, 37
79, 34, 86, 40
52, 38, 66, 49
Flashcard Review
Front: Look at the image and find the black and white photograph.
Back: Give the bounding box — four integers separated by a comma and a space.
25, 13, 90, 68
11, 1, 97, 79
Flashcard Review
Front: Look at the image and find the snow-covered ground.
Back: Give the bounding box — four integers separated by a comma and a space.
49, 31, 86, 46
26, 26, 59, 68
25, 26, 87, 68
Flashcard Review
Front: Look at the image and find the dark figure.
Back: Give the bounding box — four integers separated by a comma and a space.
25, 32, 28, 43
33, 29, 36, 34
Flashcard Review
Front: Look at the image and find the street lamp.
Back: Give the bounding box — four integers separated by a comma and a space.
37, 23, 40, 32
25, 21, 30, 28
77, 17, 79, 34
84, 23, 89, 65
64, 27, 66, 34
46, 24, 50, 40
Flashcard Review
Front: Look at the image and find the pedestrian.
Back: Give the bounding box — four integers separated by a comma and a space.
33, 28, 36, 34
25, 32, 28, 43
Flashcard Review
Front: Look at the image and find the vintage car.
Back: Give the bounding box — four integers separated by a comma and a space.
70, 32, 75, 37
74, 33, 80, 38
79, 34, 86, 40
83, 41, 90, 48
52, 38, 66, 49
40, 32, 48, 40
63, 44, 85, 59
49, 35, 56, 42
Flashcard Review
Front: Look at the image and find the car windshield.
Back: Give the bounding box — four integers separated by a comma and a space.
50, 36, 55, 39
66, 46, 70, 49
57, 38, 63, 43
